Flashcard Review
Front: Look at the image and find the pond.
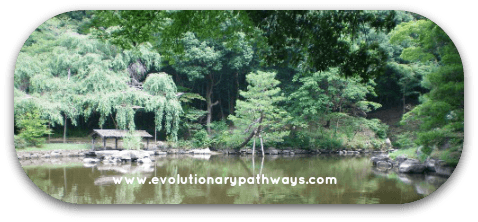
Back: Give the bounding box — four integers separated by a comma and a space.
20, 154, 449, 204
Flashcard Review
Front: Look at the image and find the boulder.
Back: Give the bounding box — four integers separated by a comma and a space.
370, 154, 390, 165
167, 149, 179, 154
424, 158, 437, 172
154, 150, 167, 155
226, 150, 239, 154
156, 141, 168, 149
95, 150, 120, 159
193, 148, 211, 154
376, 161, 393, 171
30, 154, 39, 159
435, 160, 455, 176
50, 151, 62, 158
399, 159, 426, 174
83, 158, 100, 163
265, 148, 279, 155
384, 138, 392, 149
138, 158, 152, 164
395, 155, 408, 164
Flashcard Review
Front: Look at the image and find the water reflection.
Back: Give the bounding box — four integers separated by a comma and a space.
20, 154, 448, 204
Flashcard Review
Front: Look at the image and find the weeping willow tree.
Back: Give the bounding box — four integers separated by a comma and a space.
14, 15, 182, 143
143, 73, 182, 141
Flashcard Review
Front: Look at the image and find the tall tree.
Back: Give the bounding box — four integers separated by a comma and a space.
229, 71, 291, 152
390, 19, 464, 161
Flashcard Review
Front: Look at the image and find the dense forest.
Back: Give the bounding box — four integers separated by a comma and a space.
14, 10, 463, 165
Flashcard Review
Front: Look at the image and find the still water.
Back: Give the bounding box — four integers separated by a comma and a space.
20, 154, 448, 204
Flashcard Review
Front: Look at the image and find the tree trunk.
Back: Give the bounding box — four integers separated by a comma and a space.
259, 134, 264, 156
63, 114, 67, 143
206, 74, 219, 134
233, 114, 263, 150
252, 137, 256, 157
206, 75, 213, 134
402, 94, 406, 116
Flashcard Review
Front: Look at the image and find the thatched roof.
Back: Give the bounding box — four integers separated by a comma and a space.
91, 129, 153, 138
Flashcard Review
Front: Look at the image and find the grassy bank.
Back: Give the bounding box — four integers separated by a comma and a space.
389, 148, 418, 160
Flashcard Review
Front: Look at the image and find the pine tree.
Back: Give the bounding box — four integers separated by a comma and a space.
229, 71, 291, 153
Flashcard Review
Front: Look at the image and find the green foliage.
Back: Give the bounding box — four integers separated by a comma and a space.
123, 131, 142, 150
392, 19, 463, 160
192, 129, 214, 148
228, 71, 291, 148
314, 134, 344, 151
364, 119, 389, 139
15, 110, 52, 147
392, 132, 416, 149
246, 10, 396, 79
14, 135, 28, 149
15, 15, 182, 141
389, 148, 418, 161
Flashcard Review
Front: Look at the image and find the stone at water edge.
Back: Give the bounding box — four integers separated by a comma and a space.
376, 161, 393, 170
83, 158, 100, 163
95, 150, 120, 158
138, 158, 152, 164
399, 159, 426, 174
370, 154, 390, 165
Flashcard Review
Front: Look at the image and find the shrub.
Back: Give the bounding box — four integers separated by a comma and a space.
392, 132, 416, 149
282, 130, 311, 149
15, 110, 51, 147
123, 131, 142, 150
315, 136, 343, 151
370, 139, 384, 150
14, 135, 28, 149
192, 129, 213, 148
364, 118, 388, 139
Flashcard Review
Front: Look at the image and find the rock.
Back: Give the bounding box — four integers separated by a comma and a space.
376, 161, 392, 171
384, 138, 392, 149
370, 154, 390, 165
435, 160, 455, 176
83, 158, 100, 163
67, 153, 79, 157
424, 158, 437, 172
193, 148, 211, 154
167, 149, 179, 154
399, 159, 426, 174
265, 148, 279, 155
157, 141, 168, 149
50, 152, 62, 158
30, 153, 39, 159
395, 155, 408, 165
154, 150, 167, 155
143, 151, 155, 156
42, 154, 51, 158
95, 150, 120, 158
138, 158, 152, 164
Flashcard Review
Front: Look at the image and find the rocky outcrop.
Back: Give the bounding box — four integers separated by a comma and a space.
384, 138, 392, 149
370, 154, 391, 166
83, 158, 100, 163
95, 150, 120, 159
265, 147, 279, 155
369, 152, 456, 175
190, 148, 211, 154
398, 159, 426, 174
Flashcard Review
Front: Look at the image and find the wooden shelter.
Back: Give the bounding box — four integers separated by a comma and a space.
90, 129, 153, 150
